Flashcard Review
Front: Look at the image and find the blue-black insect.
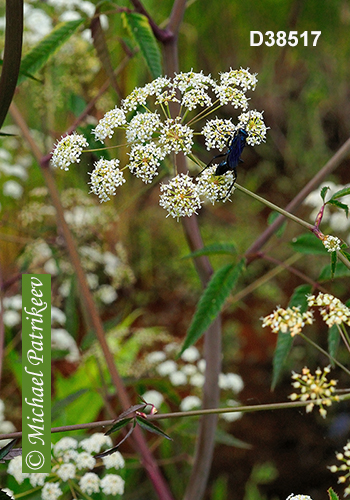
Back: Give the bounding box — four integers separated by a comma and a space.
199, 127, 249, 199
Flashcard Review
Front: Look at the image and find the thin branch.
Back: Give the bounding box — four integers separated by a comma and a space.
245, 136, 350, 262
9, 102, 174, 500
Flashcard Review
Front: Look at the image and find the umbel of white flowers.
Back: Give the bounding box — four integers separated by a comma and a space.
51, 68, 268, 218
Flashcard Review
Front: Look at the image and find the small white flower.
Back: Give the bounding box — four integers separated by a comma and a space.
8, 456, 30, 484
219, 373, 244, 393
122, 86, 151, 112
181, 346, 200, 362
181, 364, 197, 376
127, 142, 163, 183
101, 474, 125, 495
3, 310, 20, 327
53, 437, 78, 456
189, 372, 205, 387
180, 395, 201, 411
146, 351, 167, 364
201, 119, 236, 151
89, 158, 126, 203
196, 165, 236, 204
93, 107, 126, 142
169, 370, 187, 386
51, 133, 88, 170
158, 118, 194, 155
126, 111, 161, 143
3, 180, 23, 199
29, 473, 48, 487
159, 173, 202, 219
323, 235, 342, 252
96, 284, 117, 304
56, 463, 76, 481
220, 399, 242, 422
41, 482, 63, 500
80, 433, 112, 454
156, 360, 178, 376
142, 390, 164, 409
238, 110, 267, 145
79, 472, 100, 494
102, 451, 125, 470
75, 451, 96, 470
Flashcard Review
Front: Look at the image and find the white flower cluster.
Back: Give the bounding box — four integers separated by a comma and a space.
51, 68, 267, 215
308, 292, 350, 328
322, 234, 342, 252
88, 158, 126, 202
7, 434, 125, 499
144, 344, 244, 420
51, 132, 88, 171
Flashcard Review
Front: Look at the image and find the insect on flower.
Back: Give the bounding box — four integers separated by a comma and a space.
198, 127, 249, 200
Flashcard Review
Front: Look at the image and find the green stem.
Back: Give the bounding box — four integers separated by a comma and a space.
235, 183, 314, 231
299, 332, 350, 377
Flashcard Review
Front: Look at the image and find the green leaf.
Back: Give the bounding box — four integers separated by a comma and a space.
320, 186, 330, 201
327, 199, 349, 217
122, 12, 162, 78
331, 250, 338, 278
330, 186, 350, 201
288, 284, 312, 312
318, 259, 350, 281
0, 439, 17, 461
52, 389, 89, 421
179, 259, 245, 356
136, 416, 172, 440
291, 233, 327, 255
340, 249, 350, 264
97, 420, 136, 457
214, 427, 251, 449
105, 417, 134, 436
271, 331, 294, 390
328, 324, 340, 362
182, 243, 237, 259
0, 489, 13, 500
328, 487, 340, 500
18, 19, 85, 85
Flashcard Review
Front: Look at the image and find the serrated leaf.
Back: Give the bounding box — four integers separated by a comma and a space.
328, 324, 340, 362
122, 12, 162, 78
136, 416, 172, 440
327, 199, 349, 217
330, 186, 350, 201
321, 186, 330, 201
288, 284, 312, 312
105, 417, 134, 436
182, 243, 237, 259
18, 19, 85, 85
271, 331, 294, 390
0, 489, 13, 500
328, 487, 340, 500
179, 259, 245, 356
291, 233, 327, 255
